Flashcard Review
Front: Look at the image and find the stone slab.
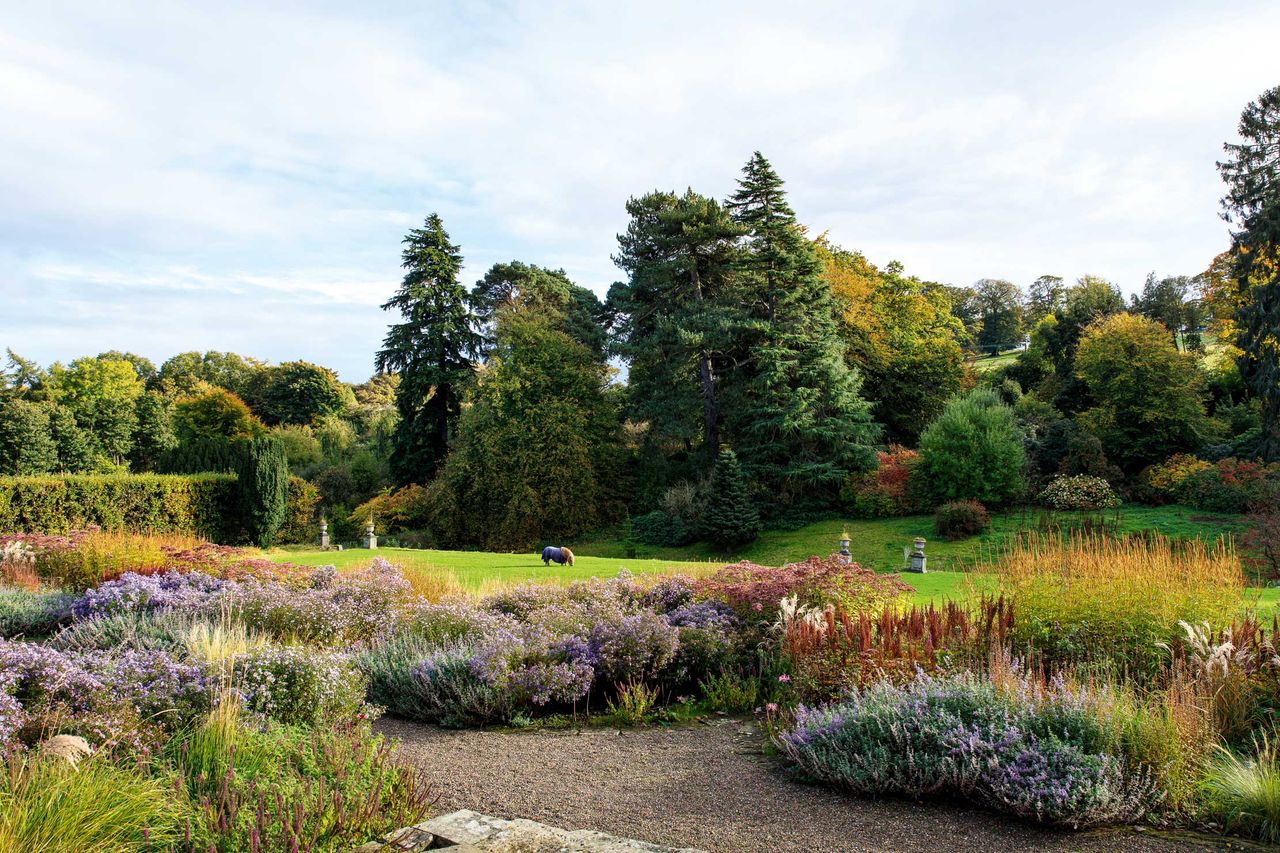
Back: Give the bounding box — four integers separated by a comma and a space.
420, 809, 709, 853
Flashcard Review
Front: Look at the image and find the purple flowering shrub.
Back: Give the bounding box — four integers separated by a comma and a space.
69, 560, 414, 646
233, 646, 367, 727
777, 672, 1156, 827
71, 570, 229, 619
0, 639, 210, 751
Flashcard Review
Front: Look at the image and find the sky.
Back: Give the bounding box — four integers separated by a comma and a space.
1, 0, 1277, 381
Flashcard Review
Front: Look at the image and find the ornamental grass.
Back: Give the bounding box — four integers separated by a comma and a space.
985, 533, 1243, 675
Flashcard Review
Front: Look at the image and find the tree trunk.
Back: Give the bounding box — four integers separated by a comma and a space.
689, 263, 720, 453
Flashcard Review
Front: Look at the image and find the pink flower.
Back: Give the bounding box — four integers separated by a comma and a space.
778, 674, 791, 683
765, 702, 779, 714
752, 602, 764, 612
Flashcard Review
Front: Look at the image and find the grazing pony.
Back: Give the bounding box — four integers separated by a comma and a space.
541, 546, 575, 567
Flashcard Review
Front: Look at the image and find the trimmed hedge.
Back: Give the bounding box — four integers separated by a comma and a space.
0, 473, 318, 545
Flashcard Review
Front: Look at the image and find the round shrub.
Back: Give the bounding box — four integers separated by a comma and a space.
933, 500, 990, 540
233, 647, 366, 726
1037, 475, 1121, 512
918, 389, 1026, 508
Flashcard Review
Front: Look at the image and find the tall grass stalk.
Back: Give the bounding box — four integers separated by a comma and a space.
987, 532, 1243, 672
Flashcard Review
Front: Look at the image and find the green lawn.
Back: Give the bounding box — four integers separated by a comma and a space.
268, 503, 1272, 610
576, 504, 1245, 572
271, 546, 714, 590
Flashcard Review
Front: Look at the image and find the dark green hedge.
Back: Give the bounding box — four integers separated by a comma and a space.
0, 473, 318, 545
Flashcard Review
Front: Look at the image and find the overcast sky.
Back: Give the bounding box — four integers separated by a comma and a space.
1, 0, 1276, 380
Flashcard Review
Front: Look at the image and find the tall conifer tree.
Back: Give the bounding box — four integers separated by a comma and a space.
611, 190, 745, 459
1218, 85, 1280, 461
725, 153, 879, 506
377, 214, 482, 484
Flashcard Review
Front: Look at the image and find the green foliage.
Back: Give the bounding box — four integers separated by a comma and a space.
726, 153, 880, 506
0, 588, 71, 639
0, 399, 57, 475
278, 476, 320, 544
271, 423, 324, 470
1218, 85, 1280, 461
173, 388, 265, 444
153, 350, 264, 398
251, 361, 348, 426
1201, 741, 1280, 844
0, 473, 237, 540
129, 391, 177, 472
1038, 475, 1121, 512
471, 261, 606, 357
933, 500, 990, 540
918, 389, 1026, 507
605, 680, 660, 725
611, 188, 745, 458
698, 448, 760, 549
972, 277, 1024, 349
236, 437, 289, 547
426, 310, 626, 550
821, 242, 968, 446
1074, 313, 1210, 472
0, 756, 190, 852
630, 510, 694, 548
48, 356, 144, 462
377, 213, 482, 484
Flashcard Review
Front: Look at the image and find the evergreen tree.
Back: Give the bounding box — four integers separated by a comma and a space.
46, 403, 96, 472
918, 389, 1026, 507
725, 152, 879, 507
237, 437, 289, 547
130, 391, 177, 471
377, 214, 481, 484
611, 190, 745, 460
1218, 85, 1280, 461
699, 447, 760, 550
471, 261, 606, 357
0, 399, 56, 474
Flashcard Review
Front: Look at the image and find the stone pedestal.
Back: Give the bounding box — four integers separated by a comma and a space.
362, 518, 377, 549
908, 536, 927, 573
318, 518, 330, 548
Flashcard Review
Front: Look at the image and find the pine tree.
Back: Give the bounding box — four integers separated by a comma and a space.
377, 214, 482, 484
725, 153, 879, 508
237, 437, 289, 547
699, 447, 760, 550
611, 190, 745, 459
1218, 85, 1280, 461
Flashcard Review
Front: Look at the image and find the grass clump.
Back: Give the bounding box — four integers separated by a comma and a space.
1201, 736, 1280, 844
0, 753, 188, 853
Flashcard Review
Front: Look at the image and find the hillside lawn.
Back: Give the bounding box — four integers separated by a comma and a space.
271, 503, 1279, 612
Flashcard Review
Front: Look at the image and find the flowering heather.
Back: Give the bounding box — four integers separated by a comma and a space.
663, 600, 738, 632
777, 672, 1155, 827
0, 669, 22, 752
695, 555, 914, 617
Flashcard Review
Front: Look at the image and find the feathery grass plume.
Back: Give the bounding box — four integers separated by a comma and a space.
38, 734, 92, 768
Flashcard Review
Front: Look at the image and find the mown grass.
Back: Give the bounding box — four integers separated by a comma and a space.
270, 503, 1278, 612
577, 504, 1246, 570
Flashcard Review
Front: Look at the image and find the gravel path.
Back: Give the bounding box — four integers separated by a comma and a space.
381, 717, 1226, 853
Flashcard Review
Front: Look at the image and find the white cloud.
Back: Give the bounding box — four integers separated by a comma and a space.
0, 0, 1277, 378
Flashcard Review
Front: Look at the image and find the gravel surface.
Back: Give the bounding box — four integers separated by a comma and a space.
381, 717, 1226, 853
